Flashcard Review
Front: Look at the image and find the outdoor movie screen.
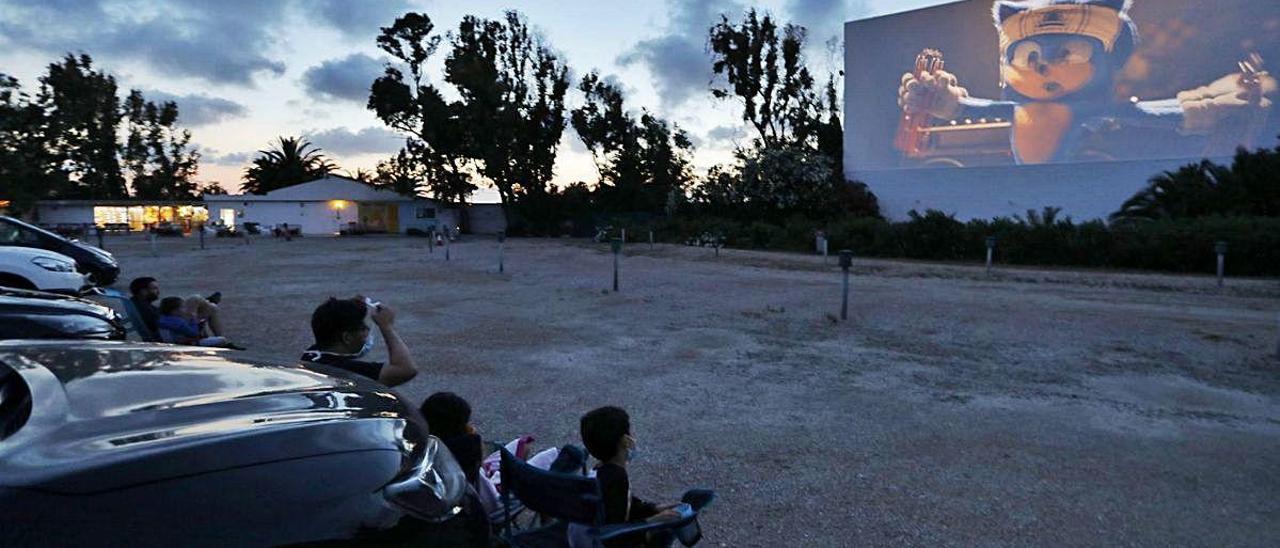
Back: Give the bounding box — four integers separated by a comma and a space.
845, 0, 1280, 170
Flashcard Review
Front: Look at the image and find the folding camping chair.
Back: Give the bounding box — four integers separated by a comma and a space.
496, 448, 714, 548
94, 287, 159, 342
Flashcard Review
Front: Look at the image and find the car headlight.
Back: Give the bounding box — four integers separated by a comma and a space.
31, 257, 76, 272
382, 436, 467, 522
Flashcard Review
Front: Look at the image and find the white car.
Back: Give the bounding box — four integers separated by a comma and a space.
0, 246, 88, 294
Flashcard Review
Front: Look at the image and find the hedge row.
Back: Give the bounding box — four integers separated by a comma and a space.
603, 213, 1280, 277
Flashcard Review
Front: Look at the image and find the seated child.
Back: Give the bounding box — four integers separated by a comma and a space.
156, 296, 238, 348
580, 406, 681, 547
420, 392, 484, 487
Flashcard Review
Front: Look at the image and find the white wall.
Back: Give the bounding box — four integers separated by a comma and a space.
849, 157, 1219, 222
35, 205, 93, 225
212, 200, 354, 235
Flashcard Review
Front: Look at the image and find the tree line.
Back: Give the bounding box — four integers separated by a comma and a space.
1, 54, 217, 212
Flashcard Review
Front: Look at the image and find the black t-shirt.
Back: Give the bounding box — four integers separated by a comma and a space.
131, 296, 160, 340
300, 346, 384, 381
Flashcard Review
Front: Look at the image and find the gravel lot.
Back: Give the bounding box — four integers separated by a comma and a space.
104, 233, 1280, 547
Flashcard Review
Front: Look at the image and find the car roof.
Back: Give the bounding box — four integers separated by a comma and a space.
0, 341, 419, 494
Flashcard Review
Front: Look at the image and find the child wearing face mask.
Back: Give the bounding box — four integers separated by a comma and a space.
300, 296, 418, 387
580, 406, 682, 547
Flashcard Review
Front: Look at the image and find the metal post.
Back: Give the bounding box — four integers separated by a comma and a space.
199, 222, 205, 250
428, 229, 435, 254
445, 231, 451, 261
96, 225, 105, 250
1215, 241, 1227, 289
621, 228, 626, 244
648, 230, 654, 250
839, 251, 853, 321
985, 236, 997, 276
149, 229, 157, 256
611, 238, 621, 292
497, 231, 505, 274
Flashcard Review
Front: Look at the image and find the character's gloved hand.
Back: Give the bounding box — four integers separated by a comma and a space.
899, 70, 967, 120
1179, 71, 1276, 135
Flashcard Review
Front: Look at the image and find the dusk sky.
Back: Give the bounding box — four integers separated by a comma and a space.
0, 0, 950, 200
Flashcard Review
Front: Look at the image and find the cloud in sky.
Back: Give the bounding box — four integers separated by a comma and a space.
301, 53, 384, 103
308, 0, 413, 40
204, 149, 256, 166
785, 0, 871, 46
144, 90, 249, 126
0, 0, 290, 85
305, 126, 403, 157
617, 0, 743, 110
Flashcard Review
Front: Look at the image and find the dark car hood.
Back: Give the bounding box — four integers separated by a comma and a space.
0, 287, 115, 316
0, 341, 420, 494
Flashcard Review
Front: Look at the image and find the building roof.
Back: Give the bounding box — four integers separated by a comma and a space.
36, 199, 205, 207
203, 175, 426, 203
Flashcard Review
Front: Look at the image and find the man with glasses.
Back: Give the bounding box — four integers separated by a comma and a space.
301, 296, 418, 387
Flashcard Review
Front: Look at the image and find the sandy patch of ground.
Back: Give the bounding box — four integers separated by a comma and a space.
102, 233, 1280, 546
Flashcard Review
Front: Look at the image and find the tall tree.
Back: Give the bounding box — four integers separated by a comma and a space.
241, 137, 335, 194
445, 11, 570, 218
369, 13, 476, 205
0, 73, 66, 212
709, 10, 834, 151
373, 146, 428, 198
38, 54, 128, 199
123, 90, 201, 199
572, 72, 694, 214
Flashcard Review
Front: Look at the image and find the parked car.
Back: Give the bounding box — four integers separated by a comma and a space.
0, 216, 120, 286
0, 287, 126, 340
0, 341, 479, 546
0, 246, 89, 294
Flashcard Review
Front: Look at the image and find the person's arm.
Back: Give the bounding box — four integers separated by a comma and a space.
369, 303, 417, 387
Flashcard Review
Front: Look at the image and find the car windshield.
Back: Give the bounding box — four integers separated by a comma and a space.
0, 362, 33, 440
0, 217, 59, 245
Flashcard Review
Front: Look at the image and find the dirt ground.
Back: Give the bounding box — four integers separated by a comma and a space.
104, 232, 1280, 547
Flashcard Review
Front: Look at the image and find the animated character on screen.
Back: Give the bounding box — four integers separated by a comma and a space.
898, 0, 1276, 164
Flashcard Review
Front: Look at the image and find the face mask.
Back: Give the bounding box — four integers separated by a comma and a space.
353, 330, 375, 358
627, 445, 641, 463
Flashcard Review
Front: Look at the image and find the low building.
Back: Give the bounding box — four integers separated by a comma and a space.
33, 199, 209, 232
204, 175, 458, 235
463, 203, 508, 235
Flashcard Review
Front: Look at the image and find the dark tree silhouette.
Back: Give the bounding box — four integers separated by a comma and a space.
241, 137, 335, 194
0, 73, 66, 213
123, 90, 200, 199
572, 72, 694, 215
369, 13, 475, 205
38, 54, 128, 199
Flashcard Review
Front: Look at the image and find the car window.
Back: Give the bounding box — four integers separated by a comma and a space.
0, 222, 42, 245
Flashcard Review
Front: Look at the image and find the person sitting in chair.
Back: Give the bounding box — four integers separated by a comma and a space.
420, 392, 484, 487
581, 406, 682, 548
129, 276, 225, 342
156, 296, 242, 348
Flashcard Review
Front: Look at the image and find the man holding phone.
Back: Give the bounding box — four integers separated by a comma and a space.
301, 296, 418, 387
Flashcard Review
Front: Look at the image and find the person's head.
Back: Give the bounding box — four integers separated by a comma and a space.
310, 297, 371, 354
420, 392, 472, 440
580, 406, 634, 465
129, 277, 159, 302
158, 296, 185, 317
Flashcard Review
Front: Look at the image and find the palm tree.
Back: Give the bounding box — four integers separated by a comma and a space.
241, 137, 336, 194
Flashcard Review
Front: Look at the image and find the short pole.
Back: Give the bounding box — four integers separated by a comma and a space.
648, 230, 654, 250
497, 231, 506, 274
1215, 241, 1227, 289
822, 237, 829, 262
985, 236, 997, 276
445, 231, 451, 261
1275, 313, 1280, 360
839, 250, 853, 321
199, 222, 206, 250
621, 228, 626, 244
428, 229, 435, 254
96, 225, 105, 250
611, 238, 622, 292
149, 229, 157, 256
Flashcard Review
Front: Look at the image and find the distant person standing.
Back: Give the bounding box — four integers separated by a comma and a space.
301, 297, 418, 387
